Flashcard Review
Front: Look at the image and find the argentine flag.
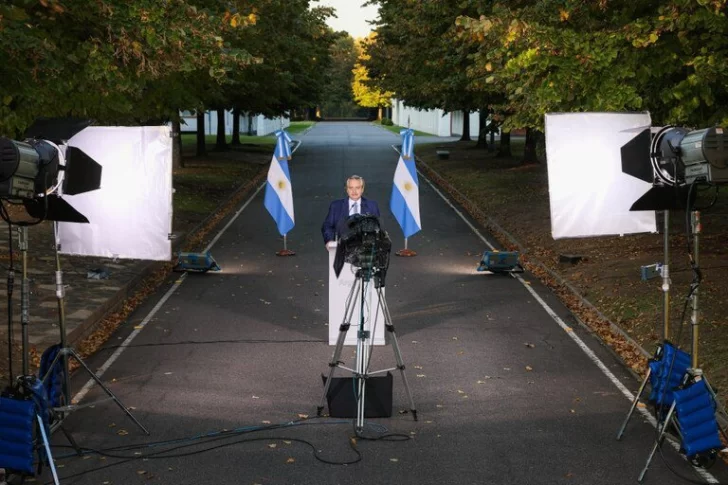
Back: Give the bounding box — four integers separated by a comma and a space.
390, 129, 421, 238
264, 130, 295, 236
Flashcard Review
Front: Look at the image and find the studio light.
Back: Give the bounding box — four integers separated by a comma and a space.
652, 126, 728, 185
624, 125, 727, 211
0, 120, 102, 223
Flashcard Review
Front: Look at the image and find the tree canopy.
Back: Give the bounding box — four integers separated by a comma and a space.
0, 0, 335, 137
364, 0, 728, 131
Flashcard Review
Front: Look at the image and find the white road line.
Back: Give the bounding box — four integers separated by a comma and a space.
420, 169, 719, 484
72, 149, 286, 402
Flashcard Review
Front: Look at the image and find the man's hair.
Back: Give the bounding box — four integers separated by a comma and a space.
346, 175, 365, 189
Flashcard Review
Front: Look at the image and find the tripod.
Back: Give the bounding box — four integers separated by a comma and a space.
318, 266, 417, 432
39, 222, 149, 435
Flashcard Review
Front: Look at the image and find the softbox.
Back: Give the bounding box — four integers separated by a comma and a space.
545, 112, 657, 239
55, 126, 173, 261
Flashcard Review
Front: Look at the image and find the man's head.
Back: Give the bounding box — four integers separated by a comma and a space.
346, 175, 365, 201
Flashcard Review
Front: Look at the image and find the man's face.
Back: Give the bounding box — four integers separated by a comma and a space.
346, 179, 364, 201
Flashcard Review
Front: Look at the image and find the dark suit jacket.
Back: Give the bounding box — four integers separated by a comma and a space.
322, 197, 380, 244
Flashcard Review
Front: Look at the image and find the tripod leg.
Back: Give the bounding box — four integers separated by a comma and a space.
377, 288, 417, 421
36, 414, 60, 485
616, 367, 651, 440
67, 348, 150, 435
318, 278, 359, 416
638, 400, 676, 483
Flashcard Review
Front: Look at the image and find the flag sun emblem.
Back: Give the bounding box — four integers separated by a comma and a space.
403, 182, 413, 192
277, 180, 287, 190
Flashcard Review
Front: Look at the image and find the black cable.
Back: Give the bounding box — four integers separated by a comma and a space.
46, 419, 369, 484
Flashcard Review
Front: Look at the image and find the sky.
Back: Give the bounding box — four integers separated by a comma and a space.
314, 0, 379, 39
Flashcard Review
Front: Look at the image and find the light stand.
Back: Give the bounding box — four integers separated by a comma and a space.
616, 209, 672, 440
40, 221, 149, 435
636, 210, 726, 482
5, 223, 16, 387
318, 266, 417, 433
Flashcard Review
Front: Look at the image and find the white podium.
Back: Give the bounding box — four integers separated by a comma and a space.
328, 243, 386, 345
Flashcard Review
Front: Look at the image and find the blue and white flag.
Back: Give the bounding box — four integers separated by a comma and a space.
264, 130, 295, 236
390, 129, 421, 238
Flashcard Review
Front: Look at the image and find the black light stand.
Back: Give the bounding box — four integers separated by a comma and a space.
318, 266, 417, 433
41, 221, 149, 435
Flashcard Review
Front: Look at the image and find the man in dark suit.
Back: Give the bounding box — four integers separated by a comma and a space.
322, 174, 381, 248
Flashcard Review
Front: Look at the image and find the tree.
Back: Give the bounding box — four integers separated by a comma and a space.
319, 33, 362, 118
0, 0, 254, 137
365, 1, 483, 141
457, 0, 728, 132
352, 34, 393, 119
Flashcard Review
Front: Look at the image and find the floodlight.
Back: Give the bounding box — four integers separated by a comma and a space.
0, 125, 102, 223
621, 125, 727, 211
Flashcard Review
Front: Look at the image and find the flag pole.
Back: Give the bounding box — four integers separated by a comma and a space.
277, 234, 295, 256
396, 237, 416, 257
395, 124, 418, 257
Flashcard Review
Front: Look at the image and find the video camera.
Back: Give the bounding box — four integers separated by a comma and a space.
334, 214, 391, 287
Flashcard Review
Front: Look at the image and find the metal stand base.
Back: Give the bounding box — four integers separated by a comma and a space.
42, 346, 149, 435
317, 271, 417, 432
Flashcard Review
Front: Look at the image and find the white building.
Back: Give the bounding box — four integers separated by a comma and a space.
180, 110, 290, 136
391, 99, 481, 138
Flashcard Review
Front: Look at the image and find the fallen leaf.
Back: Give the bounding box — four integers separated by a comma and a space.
137, 470, 146, 475
298, 414, 309, 419
117, 429, 128, 436
262, 420, 271, 424
416, 374, 426, 378
286, 457, 295, 464
637, 402, 646, 409
390, 458, 399, 462
525, 343, 535, 348
268, 443, 277, 449
526, 365, 533, 371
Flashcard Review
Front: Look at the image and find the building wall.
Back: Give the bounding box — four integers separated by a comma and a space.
391, 99, 480, 137
180, 111, 289, 136
450, 110, 481, 138
391, 100, 450, 137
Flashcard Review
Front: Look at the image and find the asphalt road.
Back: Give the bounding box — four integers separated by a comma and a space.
46, 122, 728, 485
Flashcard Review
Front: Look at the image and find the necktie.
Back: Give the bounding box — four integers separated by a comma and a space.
351, 202, 359, 215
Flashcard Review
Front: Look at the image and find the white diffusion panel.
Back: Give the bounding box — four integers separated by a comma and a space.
57, 126, 173, 260
545, 112, 657, 239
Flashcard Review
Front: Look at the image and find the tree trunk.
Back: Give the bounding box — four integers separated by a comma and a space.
497, 131, 511, 158
215, 108, 227, 150
231, 107, 241, 146
172, 120, 184, 169
475, 110, 488, 149
196, 111, 207, 157
522, 128, 543, 164
248, 112, 255, 136
459, 111, 471, 142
